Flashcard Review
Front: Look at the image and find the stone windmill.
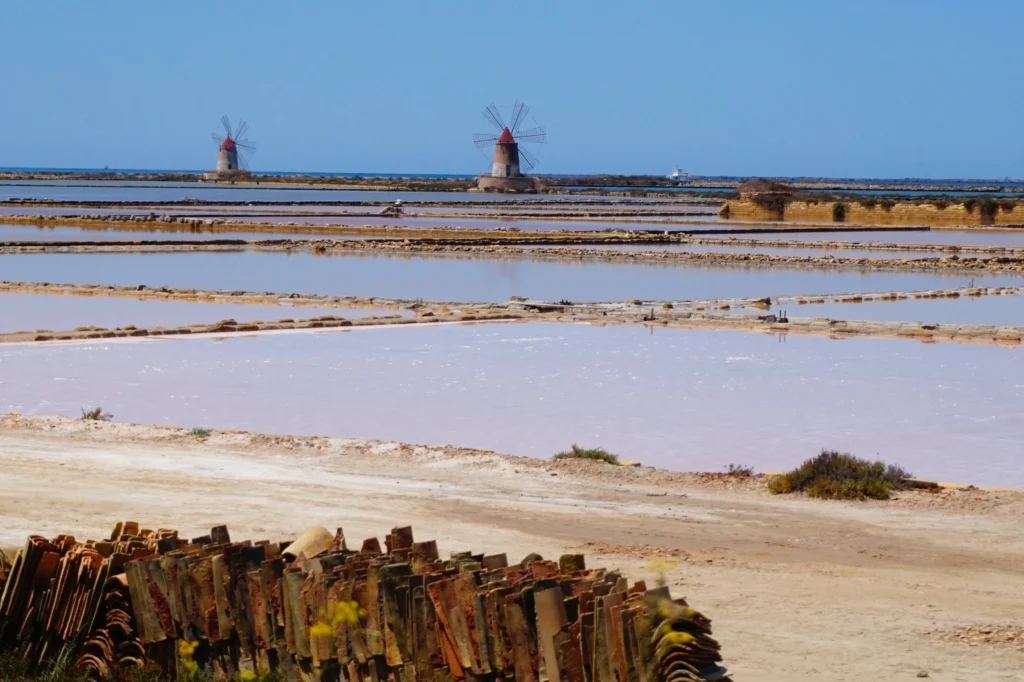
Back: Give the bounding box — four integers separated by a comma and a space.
211, 116, 255, 176
473, 101, 547, 192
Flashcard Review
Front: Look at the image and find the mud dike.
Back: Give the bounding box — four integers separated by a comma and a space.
0, 524, 730, 682
0, 281, 1022, 347
4, 238, 1024, 275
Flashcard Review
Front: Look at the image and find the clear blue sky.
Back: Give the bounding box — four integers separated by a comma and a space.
2, 1, 1021, 178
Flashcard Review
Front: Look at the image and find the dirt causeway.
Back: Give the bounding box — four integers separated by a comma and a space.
0, 415, 1022, 681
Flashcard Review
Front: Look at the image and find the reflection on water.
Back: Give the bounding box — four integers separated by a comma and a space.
546, 243, 950, 260
777, 294, 1024, 327
0, 181, 647, 204
0, 210, 709, 233
1, 322, 1019, 486
0, 251, 1016, 302
0, 292, 404, 333
0, 224, 375, 242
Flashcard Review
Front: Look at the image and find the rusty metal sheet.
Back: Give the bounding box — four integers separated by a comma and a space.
451, 574, 486, 675
380, 563, 413, 667
212, 554, 235, 643
533, 584, 568, 682
503, 596, 538, 682
555, 627, 585, 682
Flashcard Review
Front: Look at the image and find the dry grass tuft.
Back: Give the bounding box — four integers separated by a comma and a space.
553, 444, 620, 465
768, 449, 911, 500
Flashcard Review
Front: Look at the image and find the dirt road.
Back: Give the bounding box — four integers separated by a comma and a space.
0, 415, 1022, 681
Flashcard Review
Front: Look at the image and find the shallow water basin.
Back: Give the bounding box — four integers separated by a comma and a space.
0, 292, 405, 334
0, 251, 1018, 302
0, 322, 1019, 486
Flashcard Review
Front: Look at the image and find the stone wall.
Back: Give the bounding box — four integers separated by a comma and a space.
722, 200, 1024, 226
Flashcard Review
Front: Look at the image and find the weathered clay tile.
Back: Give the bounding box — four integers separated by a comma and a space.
1, 523, 730, 681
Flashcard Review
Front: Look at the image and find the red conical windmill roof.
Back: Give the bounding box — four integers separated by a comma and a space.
498, 127, 515, 144
221, 137, 237, 151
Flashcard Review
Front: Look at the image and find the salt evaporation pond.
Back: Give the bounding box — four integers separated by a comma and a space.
777, 293, 1024, 327
1, 322, 1020, 486
0, 293, 405, 334
546, 243, 945, 260
0, 181, 649, 204
735, 229, 1024, 248
0, 224, 374, 242
169, 215, 705, 232
0, 210, 702, 233
1, 252, 1017, 302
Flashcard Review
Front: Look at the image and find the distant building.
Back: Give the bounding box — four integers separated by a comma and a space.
473, 102, 547, 192
668, 168, 691, 182
206, 116, 254, 180
217, 137, 239, 172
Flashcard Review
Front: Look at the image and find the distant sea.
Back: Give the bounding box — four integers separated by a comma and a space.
0, 167, 476, 179
1, 168, 1022, 189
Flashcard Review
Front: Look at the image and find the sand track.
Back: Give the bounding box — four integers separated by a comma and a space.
0, 415, 1022, 680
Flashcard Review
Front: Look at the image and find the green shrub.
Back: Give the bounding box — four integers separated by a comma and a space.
858, 198, 877, 209
80, 407, 113, 422
751, 194, 789, 215
767, 449, 911, 500
978, 197, 999, 223
832, 202, 846, 222
553, 444, 620, 465
962, 198, 977, 214
188, 428, 212, 438
0, 651, 30, 682
998, 199, 1016, 214
0, 643, 91, 681
726, 464, 754, 477
931, 199, 949, 210
878, 198, 895, 211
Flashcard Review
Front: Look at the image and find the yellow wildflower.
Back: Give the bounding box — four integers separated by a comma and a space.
310, 621, 333, 638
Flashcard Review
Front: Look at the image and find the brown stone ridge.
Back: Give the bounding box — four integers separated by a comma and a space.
1, 280, 1022, 348
678, 285, 1024, 312
4, 239, 1024, 274
0, 280, 509, 310
0, 311, 524, 344
722, 199, 1024, 226
0, 197, 699, 208
4, 304, 1020, 348
588, 312, 1024, 347
0, 213, 699, 239
362, 243, 1024, 273
686, 235, 1024, 256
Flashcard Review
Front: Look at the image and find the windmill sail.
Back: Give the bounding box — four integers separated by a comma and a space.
212, 115, 255, 173
473, 101, 546, 191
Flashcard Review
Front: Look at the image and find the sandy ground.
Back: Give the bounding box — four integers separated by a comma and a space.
1, 416, 1022, 681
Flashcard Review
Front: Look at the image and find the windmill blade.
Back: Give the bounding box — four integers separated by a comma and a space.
238, 149, 254, 171
235, 140, 257, 152
514, 125, 546, 144
518, 146, 540, 173
473, 133, 500, 149
234, 119, 249, 143
509, 101, 530, 136
221, 115, 233, 139
482, 104, 505, 132
212, 132, 226, 145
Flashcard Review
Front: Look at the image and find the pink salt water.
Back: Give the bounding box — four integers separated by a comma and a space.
0, 322, 1019, 487
0, 292, 406, 334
